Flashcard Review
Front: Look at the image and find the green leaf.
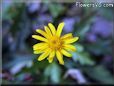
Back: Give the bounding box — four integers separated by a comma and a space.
44, 62, 61, 83
85, 40, 111, 55
72, 52, 95, 65
84, 65, 114, 84
49, 3, 65, 18
72, 44, 95, 65
98, 8, 114, 21
77, 24, 90, 40
75, 44, 84, 52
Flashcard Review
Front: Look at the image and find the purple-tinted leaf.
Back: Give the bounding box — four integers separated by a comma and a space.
86, 33, 97, 43
32, 14, 53, 30
64, 69, 87, 84
91, 17, 113, 38
27, 2, 41, 13
63, 17, 80, 33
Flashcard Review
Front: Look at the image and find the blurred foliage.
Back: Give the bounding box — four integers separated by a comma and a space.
49, 3, 65, 18
1, 0, 114, 85
84, 65, 114, 84
72, 44, 95, 65
44, 62, 61, 83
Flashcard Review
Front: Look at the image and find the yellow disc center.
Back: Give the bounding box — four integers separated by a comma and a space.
48, 36, 63, 50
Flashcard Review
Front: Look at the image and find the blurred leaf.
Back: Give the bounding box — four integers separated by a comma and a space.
49, 3, 65, 18
84, 65, 114, 84
77, 24, 90, 41
98, 8, 114, 21
75, 44, 84, 52
85, 40, 112, 55
4, 54, 33, 68
9, 4, 25, 36
3, 3, 24, 20
72, 52, 95, 65
44, 62, 61, 83
13, 10, 31, 52
73, 10, 96, 33
33, 59, 49, 70
64, 59, 76, 69
17, 59, 49, 75
2, 79, 11, 84
64, 69, 87, 84
72, 44, 95, 65
2, 1, 13, 20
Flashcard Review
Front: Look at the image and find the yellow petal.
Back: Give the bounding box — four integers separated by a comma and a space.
33, 42, 47, 48
61, 49, 72, 57
44, 26, 52, 37
56, 51, 64, 65
48, 23, 56, 35
33, 43, 48, 50
36, 29, 49, 38
48, 50, 55, 63
64, 44, 76, 51
61, 33, 73, 40
64, 37, 79, 44
56, 22, 64, 37
33, 49, 45, 54
38, 49, 50, 61
32, 35, 48, 42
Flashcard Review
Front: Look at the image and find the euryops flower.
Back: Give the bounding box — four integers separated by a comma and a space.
32, 22, 79, 65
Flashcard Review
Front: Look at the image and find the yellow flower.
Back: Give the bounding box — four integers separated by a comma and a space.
32, 22, 79, 65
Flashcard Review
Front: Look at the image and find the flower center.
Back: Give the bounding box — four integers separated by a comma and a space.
48, 36, 63, 50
